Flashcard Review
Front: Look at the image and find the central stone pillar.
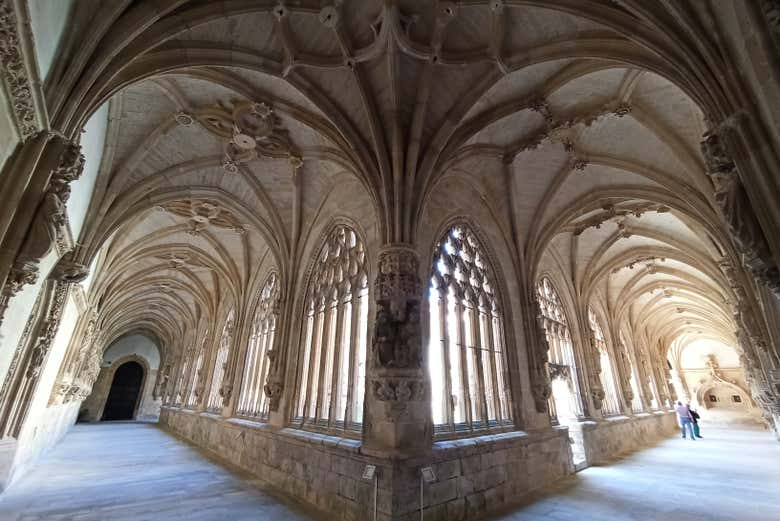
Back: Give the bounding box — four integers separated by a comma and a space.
363, 244, 432, 457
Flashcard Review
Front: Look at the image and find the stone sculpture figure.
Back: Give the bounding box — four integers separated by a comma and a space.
701, 130, 780, 296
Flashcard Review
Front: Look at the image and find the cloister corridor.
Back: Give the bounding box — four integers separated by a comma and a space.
0, 423, 777, 521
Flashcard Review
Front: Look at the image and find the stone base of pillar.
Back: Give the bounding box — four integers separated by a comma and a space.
362, 373, 431, 457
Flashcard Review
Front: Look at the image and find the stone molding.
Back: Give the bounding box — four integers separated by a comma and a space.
0, 0, 38, 139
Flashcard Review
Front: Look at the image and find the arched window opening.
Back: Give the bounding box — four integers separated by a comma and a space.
588, 309, 621, 416
293, 225, 369, 433
207, 309, 235, 412
536, 278, 584, 424
428, 224, 512, 435
237, 273, 281, 420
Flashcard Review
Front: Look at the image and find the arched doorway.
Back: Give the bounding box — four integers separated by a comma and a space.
101, 361, 144, 421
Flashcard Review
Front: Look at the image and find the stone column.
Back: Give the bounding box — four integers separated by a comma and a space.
615, 343, 635, 413
363, 244, 431, 457
530, 309, 552, 415
584, 333, 606, 415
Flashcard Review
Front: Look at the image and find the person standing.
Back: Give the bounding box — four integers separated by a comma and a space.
689, 404, 703, 438
675, 401, 695, 440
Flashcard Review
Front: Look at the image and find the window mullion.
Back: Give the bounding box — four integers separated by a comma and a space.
437, 290, 454, 429
471, 304, 489, 427
345, 291, 360, 425
455, 299, 472, 430
254, 322, 271, 416
300, 307, 321, 422
485, 311, 502, 423
327, 289, 347, 428
314, 299, 334, 423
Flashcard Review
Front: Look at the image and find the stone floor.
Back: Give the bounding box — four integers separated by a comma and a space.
0, 422, 778, 521
0, 422, 324, 521
488, 425, 780, 521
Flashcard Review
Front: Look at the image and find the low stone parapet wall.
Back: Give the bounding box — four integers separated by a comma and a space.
159, 407, 573, 520
580, 411, 678, 466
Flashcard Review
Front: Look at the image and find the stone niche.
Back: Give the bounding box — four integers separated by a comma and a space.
160, 407, 573, 520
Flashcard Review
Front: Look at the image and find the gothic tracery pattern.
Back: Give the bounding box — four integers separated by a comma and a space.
236, 273, 280, 420
536, 278, 583, 423
428, 224, 511, 434
293, 225, 369, 432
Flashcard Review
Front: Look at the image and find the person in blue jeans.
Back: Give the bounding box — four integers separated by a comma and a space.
675, 401, 695, 440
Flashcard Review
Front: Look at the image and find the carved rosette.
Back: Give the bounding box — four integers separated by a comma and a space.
701, 130, 780, 298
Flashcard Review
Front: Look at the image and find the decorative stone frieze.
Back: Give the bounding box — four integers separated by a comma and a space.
0, 0, 38, 139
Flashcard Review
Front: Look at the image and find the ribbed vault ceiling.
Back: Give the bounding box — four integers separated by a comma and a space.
52, 1, 739, 364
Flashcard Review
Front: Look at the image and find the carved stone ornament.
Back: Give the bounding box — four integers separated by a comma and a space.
0, 0, 38, 138
26, 282, 69, 380
158, 199, 247, 236
532, 313, 552, 413
701, 130, 780, 297
51, 252, 89, 283
617, 347, 634, 403
263, 378, 283, 411
219, 382, 232, 403
185, 99, 299, 172
371, 377, 425, 402
372, 245, 422, 370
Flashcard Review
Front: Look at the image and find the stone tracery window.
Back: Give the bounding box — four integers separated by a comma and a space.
236, 273, 280, 420
588, 308, 622, 416
206, 309, 235, 412
428, 224, 512, 434
293, 225, 368, 432
536, 277, 583, 423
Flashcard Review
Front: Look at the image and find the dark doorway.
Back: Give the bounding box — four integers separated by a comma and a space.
101, 361, 144, 421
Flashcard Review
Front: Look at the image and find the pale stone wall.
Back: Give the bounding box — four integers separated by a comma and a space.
160, 407, 573, 521
579, 412, 679, 466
